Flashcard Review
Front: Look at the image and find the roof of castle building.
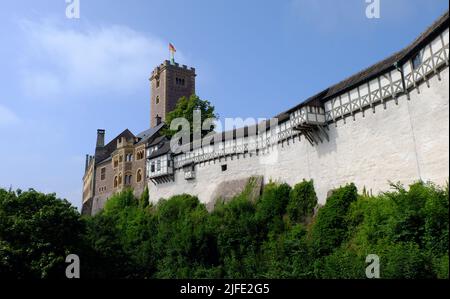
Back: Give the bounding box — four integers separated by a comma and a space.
149, 135, 167, 147
95, 129, 135, 164
135, 123, 165, 145
147, 11, 449, 159
279, 10, 449, 118
148, 137, 171, 159
94, 124, 164, 164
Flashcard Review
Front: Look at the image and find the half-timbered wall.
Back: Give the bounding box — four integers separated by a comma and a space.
148, 28, 449, 206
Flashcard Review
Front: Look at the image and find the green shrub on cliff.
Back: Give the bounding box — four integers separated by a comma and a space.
1, 180, 448, 279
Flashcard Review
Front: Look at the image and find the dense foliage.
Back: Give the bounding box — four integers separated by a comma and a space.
0, 180, 448, 279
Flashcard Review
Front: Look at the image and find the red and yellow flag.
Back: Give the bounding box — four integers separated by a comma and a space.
169, 43, 176, 53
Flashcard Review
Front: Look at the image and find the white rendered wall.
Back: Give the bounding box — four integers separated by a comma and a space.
148, 67, 449, 206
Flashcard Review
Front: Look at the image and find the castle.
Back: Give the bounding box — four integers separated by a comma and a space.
82, 12, 449, 215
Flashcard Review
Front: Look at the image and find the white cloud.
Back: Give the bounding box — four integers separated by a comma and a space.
0, 105, 19, 126
19, 19, 172, 101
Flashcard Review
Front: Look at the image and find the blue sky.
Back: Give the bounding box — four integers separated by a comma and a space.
0, 0, 448, 209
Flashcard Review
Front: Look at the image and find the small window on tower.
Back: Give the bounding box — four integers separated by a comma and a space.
156, 79, 160, 88
100, 168, 106, 180
156, 96, 160, 104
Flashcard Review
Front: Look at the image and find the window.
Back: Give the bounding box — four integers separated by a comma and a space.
114, 159, 118, 168
176, 77, 186, 86
157, 160, 161, 171
221, 164, 227, 172
114, 177, 118, 188
100, 168, 106, 180
151, 162, 155, 173
124, 175, 132, 185
412, 52, 423, 70
137, 150, 144, 160
156, 96, 160, 104
118, 173, 122, 185
119, 155, 123, 163
156, 79, 160, 88
137, 169, 142, 183
125, 154, 133, 162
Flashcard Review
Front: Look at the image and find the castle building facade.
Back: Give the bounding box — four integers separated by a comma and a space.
82, 61, 196, 215
83, 12, 449, 215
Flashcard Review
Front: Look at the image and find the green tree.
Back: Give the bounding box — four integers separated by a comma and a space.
287, 180, 317, 224
309, 183, 358, 257
255, 183, 291, 234
162, 94, 218, 138
0, 189, 84, 279
84, 189, 157, 278
153, 194, 215, 278
140, 186, 150, 209
209, 193, 261, 278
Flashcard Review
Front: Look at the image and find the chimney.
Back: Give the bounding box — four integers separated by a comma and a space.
155, 115, 162, 126
96, 129, 105, 148
85, 154, 89, 172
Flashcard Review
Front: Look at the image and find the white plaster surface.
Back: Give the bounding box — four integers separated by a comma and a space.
149, 68, 449, 206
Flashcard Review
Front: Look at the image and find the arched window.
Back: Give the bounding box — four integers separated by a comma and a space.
118, 173, 122, 185
137, 169, 142, 183
114, 176, 118, 188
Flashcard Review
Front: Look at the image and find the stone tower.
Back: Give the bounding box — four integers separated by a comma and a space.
149, 60, 196, 128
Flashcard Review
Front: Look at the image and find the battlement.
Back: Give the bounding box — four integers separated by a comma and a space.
150, 60, 196, 79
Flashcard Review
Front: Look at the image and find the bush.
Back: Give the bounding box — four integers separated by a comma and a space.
256, 182, 291, 234
153, 194, 213, 278
1, 180, 448, 279
309, 183, 358, 257
287, 180, 317, 223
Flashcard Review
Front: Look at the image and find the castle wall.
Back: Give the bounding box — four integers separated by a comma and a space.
148, 66, 449, 206
91, 159, 114, 215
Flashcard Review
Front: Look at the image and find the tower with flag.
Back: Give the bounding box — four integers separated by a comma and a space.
169, 43, 176, 64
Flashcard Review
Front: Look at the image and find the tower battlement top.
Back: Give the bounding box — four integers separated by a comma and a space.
150, 60, 196, 79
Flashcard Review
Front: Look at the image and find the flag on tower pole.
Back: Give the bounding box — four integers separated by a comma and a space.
169, 43, 176, 64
